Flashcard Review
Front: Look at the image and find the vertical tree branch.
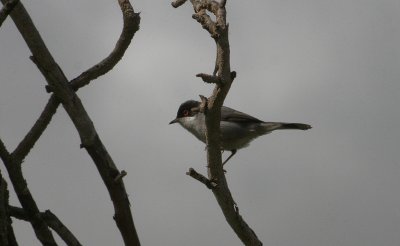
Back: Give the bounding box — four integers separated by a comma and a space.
0, 173, 9, 246
2, 1, 141, 245
173, 0, 263, 245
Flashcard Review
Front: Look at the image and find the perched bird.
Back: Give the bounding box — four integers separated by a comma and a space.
170, 100, 311, 165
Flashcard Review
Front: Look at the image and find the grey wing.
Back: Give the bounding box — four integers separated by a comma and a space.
221, 106, 263, 123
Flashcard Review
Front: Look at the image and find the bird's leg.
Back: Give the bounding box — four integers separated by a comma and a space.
222, 149, 237, 166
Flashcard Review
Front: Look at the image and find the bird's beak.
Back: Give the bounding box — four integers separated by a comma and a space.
169, 118, 178, 124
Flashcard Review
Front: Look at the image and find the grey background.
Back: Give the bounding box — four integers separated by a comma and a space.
1, 0, 399, 245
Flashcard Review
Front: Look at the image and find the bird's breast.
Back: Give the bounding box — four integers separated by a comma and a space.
178, 115, 207, 143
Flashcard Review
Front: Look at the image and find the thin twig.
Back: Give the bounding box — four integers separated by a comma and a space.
186, 168, 217, 189
171, 0, 187, 8
196, 73, 221, 84
198, 95, 208, 113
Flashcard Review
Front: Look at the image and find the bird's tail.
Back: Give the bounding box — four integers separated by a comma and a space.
261, 122, 312, 132
279, 123, 311, 130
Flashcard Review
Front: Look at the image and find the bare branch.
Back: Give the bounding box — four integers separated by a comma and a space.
173, 0, 262, 245
0, 0, 18, 27
191, 0, 219, 14
13, 0, 142, 163
0, 171, 18, 246
12, 95, 59, 163
196, 73, 221, 84
0, 137, 57, 245
171, 0, 187, 8
69, 0, 140, 90
192, 10, 219, 38
9, 206, 82, 246
186, 168, 217, 189
3, 1, 141, 245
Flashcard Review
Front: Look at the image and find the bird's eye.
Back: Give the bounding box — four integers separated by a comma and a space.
183, 109, 190, 116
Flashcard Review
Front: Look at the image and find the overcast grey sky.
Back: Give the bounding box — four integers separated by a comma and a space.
1, 0, 399, 245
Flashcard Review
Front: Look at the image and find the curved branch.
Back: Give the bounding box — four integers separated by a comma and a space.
69, 0, 140, 90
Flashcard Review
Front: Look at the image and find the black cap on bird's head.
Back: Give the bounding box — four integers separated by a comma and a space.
169, 100, 200, 124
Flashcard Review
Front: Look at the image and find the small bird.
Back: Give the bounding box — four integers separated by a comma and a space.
170, 100, 311, 165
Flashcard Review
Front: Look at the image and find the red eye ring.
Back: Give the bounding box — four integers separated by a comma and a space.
183, 109, 189, 116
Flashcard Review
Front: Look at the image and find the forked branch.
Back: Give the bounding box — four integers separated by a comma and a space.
9, 206, 82, 246
12, 0, 140, 163
2, 0, 141, 245
0, 138, 57, 245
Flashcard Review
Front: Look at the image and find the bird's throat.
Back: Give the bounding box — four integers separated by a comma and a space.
178, 114, 207, 143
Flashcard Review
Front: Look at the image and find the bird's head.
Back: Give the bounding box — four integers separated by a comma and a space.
169, 100, 201, 124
